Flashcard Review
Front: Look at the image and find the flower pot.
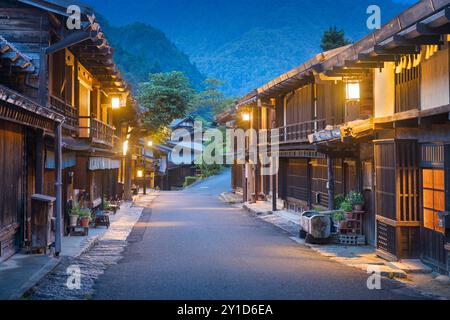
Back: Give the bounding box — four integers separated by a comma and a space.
69, 215, 79, 227
339, 221, 348, 230
80, 217, 90, 227
346, 212, 353, 219
354, 204, 364, 211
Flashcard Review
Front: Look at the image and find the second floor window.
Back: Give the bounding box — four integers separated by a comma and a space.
395, 64, 420, 113
50, 49, 74, 106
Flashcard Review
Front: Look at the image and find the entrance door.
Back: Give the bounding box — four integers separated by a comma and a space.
0, 120, 25, 262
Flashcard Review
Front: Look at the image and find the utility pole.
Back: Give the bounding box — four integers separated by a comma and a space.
54, 122, 63, 256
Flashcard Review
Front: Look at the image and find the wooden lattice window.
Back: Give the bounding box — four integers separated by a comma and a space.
422, 169, 445, 234
395, 65, 420, 113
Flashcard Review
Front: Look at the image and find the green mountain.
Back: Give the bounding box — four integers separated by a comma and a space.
100, 21, 205, 90
88, 0, 414, 96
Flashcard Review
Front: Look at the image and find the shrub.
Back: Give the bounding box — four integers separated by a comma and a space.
340, 200, 353, 212
334, 194, 346, 210
332, 211, 346, 222
347, 191, 365, 206
184, 176, 198, 187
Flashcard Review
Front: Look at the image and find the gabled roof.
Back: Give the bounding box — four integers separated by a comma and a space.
0, 35, 35, 73
17, 0, 132, 96
18, 0, 94, 19
236, 46, 350, 107
0, 84, 65, 123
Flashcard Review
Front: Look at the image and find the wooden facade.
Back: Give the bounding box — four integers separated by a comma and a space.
232, 0, 450, 274
0, 0, 138, 261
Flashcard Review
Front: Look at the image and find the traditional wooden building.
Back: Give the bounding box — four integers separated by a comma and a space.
0, 37, 64, 262
234, 0, 450, 274
0, 0, 138, 258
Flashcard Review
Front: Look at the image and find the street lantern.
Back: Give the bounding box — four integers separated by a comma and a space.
242, 112, 251, 122
136, 169, 144, 178
147, 140, 153, 147
345, 82, 360, 101
112, 97, 121, 109
123, 140, 129, 156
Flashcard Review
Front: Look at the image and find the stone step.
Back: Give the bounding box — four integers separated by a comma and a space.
387, 259, 433, 274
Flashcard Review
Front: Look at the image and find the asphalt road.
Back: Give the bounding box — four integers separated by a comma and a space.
94, 170, 425, 300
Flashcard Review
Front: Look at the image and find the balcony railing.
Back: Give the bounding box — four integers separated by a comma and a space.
79, 116, 115, 147
49, 95, 78, 129
277, 119, 326, 144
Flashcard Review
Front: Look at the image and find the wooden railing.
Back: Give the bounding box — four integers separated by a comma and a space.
79, 115, 115, 146
277, 119, 327, 143
49, 95, 78, 129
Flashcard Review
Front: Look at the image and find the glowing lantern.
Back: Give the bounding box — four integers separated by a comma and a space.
242, 112, 251, 122
112, 97, 121, 109
136, 169, 144, 178
346, 82, 360, 101
123, 140, 129, 156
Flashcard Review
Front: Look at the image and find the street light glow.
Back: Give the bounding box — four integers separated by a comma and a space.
112, 97, 121, 109
123, 140, 129, 156
136, 169, 144, 178
242, 113, 251, 121
346, 82, 360, 101
147, 140, 153, 147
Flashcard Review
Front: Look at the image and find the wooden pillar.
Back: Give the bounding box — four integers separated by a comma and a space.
38, 48, 48, 106
124, 152, 133, 201
35, 129, 45, 194
54, 122, 63, 255
327, 155, 335, 211
272, 171, 277, 211
143, 162, 147, 195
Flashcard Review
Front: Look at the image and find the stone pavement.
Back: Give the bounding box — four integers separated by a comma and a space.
0, 192, 158, 300
220, 192, 450, 300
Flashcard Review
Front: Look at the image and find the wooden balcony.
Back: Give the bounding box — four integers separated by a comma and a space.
79, 116, 115, 147
277, 119, 327, 144
49, 95, 78, 129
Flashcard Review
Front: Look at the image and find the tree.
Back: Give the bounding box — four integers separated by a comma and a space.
320, 26, 350, 51
138, 71, 195, 140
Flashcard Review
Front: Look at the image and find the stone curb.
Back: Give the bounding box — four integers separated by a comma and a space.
14, 200, 151, 300
10, 257, 61, 300
219, 192, 243, 205
240, 201, 409, 280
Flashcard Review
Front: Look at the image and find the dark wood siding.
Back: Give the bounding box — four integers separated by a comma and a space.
375, 141, 396, 220
232, 163, 243, 190
286, 158, 309, 202
0, 119, 25, 262
286, 84, 313, 125
311, 158, 343, 208
316, 82, 345, 125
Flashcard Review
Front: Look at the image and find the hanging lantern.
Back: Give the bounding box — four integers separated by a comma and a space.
345, 82, 360, 101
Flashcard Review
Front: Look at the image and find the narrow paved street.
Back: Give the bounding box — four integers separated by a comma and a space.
93, 171, 424, 300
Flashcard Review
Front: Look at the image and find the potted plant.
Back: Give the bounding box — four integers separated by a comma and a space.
332, 211, 347, 230
340, 200, 354, 219
348, 191, 365, 211
334, 194, 345, 210
69, 201, 81, 227
79, 208, 91, 227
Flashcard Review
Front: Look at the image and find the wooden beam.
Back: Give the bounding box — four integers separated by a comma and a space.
358, 53, 398, 62
393, 34, 443, 46
344, 60, 383, 69
374, 46, 420, 55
